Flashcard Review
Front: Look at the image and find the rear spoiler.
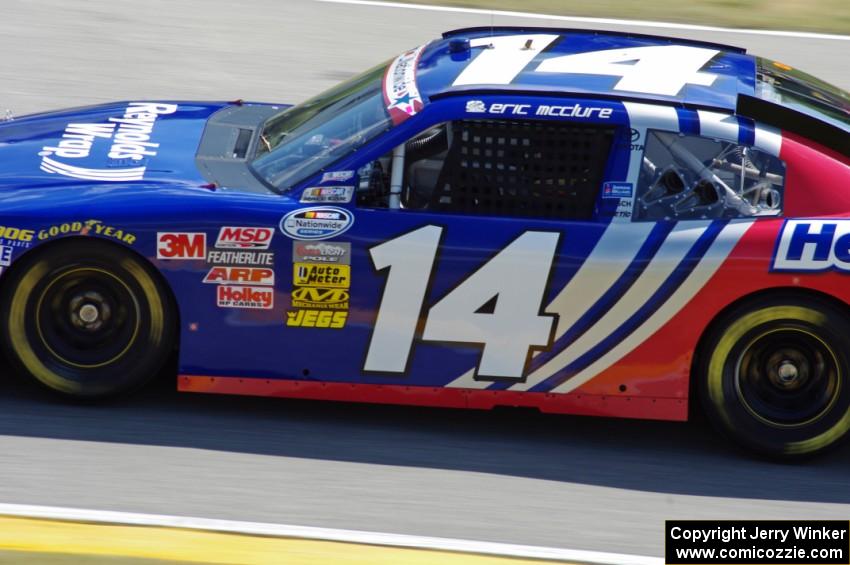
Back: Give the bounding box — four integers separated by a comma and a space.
737, 94, 850, 156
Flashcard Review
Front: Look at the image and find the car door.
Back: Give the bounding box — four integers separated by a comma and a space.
276, 94, 671, 394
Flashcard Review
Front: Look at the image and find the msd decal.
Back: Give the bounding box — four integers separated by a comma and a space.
38, 102, 178, 182
203, 267, 274, 286
217, 285, 273, 309
383, 45, 426, 124
773, 220, 850, 272
215, 226, 274, 250
156, 232, 206, 260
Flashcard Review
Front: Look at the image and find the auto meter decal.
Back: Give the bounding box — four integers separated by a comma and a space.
383, 44, 426, 125
38, 102, 178, 182
280, 207, 353, 241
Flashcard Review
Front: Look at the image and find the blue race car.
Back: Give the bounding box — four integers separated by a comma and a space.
3, 27, 850, 457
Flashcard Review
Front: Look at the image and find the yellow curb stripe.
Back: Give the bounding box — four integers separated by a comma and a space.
0, 517, 573, 565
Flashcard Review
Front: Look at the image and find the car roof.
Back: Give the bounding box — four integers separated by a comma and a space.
415, 27, 756, 112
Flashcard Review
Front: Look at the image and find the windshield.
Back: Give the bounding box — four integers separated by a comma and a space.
756, 57, 850, 133
253, 61, 392, 191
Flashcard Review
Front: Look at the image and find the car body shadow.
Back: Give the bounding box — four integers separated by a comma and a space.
0, 370, 847, 506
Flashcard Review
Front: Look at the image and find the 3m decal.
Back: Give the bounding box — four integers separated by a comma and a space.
286, 310, 347, 329
292, 241, 351, 264
156, 232, 206, 260
217, 285, 273, 309
203, 267, 274, 286
291, 287, 349, 310
207, 250, 274, 266
773, 220, 850, 272
0, 245, 12, 267
364, 226, 559, 379
39, 102, 178, 182
300, 186, 354, 204
280, 207, 353, 241
602, 182, 634, 199
383, 45, 426, 124
293, 264, 350, 288
37, 220, 136, 244
215, 227, 274, 250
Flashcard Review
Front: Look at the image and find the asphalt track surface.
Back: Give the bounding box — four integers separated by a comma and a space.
1, 0, 849, 558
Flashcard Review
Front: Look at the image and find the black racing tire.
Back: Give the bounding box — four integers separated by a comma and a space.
699, 294, 850, 459
0, 239, 176, 399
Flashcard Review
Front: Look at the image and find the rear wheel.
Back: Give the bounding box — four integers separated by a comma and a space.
699, 295, 850, 458
0, 239, 176, 398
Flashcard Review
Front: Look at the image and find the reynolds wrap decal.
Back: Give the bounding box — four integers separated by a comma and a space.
280, 207, 354, 241
383, 44, 426, 124
39, 102, 178, 182
772, 220, 850, 272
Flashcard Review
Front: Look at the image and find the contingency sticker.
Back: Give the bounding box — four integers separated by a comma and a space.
286, 242, 352, 329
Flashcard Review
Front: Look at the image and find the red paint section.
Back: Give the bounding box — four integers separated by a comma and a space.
781, 132, 850, 217
179, 375, 687, 421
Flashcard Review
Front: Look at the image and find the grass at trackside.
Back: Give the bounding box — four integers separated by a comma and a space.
398, 0, 850, 34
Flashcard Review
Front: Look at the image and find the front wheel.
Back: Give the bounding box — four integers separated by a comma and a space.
699, 295, 850, 458
0, 239, 176, 399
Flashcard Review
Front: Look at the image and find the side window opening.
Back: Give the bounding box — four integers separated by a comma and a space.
635, 130, 786, 221
358, 119, 615, 221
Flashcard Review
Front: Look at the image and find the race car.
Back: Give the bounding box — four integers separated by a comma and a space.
1, 27, 850, 458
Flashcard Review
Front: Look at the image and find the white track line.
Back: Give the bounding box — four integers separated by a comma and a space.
0, 502, 661, 565
316, 0, 850, 42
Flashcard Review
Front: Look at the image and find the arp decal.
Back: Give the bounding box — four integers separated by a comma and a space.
214, 226, 274, 250
38, 102, 178, 182
773, 220, 850, 272
216, 285, 273, 309
292, 241, 351, 264
203, 267, 274, 286
280, 207, 353, 241
156, 232, 206, 260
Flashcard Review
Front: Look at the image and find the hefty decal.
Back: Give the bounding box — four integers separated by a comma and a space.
280, 207, 353, 241
215, 226, 274, 250
157, 232, 206, 260
292, 241, 351, 264
203, 267, 274, 286
773, 220, 850, 272
39, 102, 178, 182
217, 285, 274, 309
383, 45, 426, 124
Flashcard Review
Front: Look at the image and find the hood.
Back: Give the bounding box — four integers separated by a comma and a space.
0, 101, 226, 189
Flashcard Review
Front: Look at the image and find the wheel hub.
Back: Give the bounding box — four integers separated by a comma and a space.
68, 291, 112, 332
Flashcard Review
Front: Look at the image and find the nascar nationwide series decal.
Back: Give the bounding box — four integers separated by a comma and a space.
39, 102, 178, 182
